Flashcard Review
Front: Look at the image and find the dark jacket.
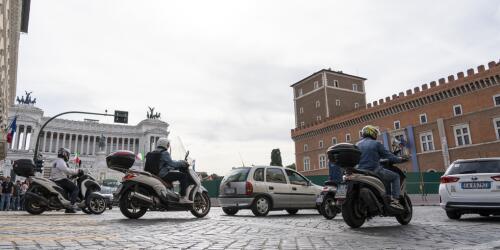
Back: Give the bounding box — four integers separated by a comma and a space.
158, 148, 185, 177
356, 137, 402, 171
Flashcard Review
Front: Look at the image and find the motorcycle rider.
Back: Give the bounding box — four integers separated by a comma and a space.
356, 125, 405, 209
50, 148, 81, 213
155, 138, 192, 203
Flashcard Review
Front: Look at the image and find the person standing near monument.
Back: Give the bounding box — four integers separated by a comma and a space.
0, 176, 14, 211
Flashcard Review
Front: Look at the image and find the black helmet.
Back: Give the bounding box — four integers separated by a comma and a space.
57, 148, 70, 162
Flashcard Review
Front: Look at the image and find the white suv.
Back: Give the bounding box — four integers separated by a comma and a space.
218, 166, 322, 216
439, 158, 500, 219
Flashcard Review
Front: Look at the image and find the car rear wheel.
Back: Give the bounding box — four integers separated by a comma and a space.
446, 210, 461, 220
286, 209, 299, 215
251, 196, 271, 217
222, 207, 238, 216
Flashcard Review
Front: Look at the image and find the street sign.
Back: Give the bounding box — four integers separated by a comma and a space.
114, 110, 128, 124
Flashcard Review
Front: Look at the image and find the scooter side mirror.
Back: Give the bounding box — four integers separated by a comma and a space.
185, 150, 190, 161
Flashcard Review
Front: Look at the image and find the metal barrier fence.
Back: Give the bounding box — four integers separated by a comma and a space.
201, 172, 443, 197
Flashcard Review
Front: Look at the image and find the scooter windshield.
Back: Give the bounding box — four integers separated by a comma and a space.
169, 136, 194, 165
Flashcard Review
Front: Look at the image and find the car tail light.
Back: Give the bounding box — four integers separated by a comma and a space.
491, 175, 500, 181
245, 181, 253, 195
122, 172, 137, 181
440, 176, 460, 183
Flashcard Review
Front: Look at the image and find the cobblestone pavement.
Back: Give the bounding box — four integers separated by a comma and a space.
0, 206, 499, 249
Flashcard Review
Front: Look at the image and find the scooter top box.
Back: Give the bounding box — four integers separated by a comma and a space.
13, 159, 36, 177
106, 150, 135, 171
327, 143, 361, 168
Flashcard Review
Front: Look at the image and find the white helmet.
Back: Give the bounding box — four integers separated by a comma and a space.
157, 137, 170, 149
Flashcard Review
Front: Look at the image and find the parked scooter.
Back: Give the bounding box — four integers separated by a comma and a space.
317, 181, 346, 219
13, 158, 107, 215
108, 150, 211, 219
327, 143, 412, 228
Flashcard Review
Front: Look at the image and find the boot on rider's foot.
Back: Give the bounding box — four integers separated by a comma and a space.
178, 196, 193, 204
390, 199, 404, 210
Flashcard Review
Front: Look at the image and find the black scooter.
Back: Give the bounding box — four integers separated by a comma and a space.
317, 181, 346, 219
328, 143, 412, 228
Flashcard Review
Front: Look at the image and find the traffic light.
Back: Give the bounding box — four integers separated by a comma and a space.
114, 110, 128, 124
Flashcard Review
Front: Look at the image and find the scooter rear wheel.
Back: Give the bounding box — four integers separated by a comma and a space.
25, 197, 45, 215
25, 186, 45, 215
342, 197, 366, 228
119, 189, 148, 219
321, 195, 338, 220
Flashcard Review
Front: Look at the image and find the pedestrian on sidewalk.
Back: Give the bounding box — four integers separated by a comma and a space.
11, 180, 21, 211
20, 181, 28, 210
0, 176, 14, 211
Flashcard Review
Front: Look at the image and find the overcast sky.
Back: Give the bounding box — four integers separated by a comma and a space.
17, 1, 500, 175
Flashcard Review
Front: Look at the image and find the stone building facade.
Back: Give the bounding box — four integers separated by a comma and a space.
291, 60, 500, 175
0, 0, 23, 160
1, 104, 170, 181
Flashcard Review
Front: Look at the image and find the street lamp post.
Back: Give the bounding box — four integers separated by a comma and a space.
33, 110, 128, 171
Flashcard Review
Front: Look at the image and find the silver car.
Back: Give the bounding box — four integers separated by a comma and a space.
218, 166, 323, 216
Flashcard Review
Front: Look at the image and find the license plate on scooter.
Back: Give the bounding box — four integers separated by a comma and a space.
316, 194, 324, 203
336, 184, 347, 199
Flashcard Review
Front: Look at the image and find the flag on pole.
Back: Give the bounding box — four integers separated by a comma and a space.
74, 152, 81, 165
6, 117, 17, 143
136, 152, 143, 161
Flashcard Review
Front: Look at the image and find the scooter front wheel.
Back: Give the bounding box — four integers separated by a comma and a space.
87, 194, 107, 215
190, 192, 211, 218
395, 194, 412, 225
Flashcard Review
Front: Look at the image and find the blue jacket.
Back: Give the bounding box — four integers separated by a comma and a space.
355, 137, 402, 171
157, 149, 185, 177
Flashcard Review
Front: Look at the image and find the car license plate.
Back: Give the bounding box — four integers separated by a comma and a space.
225, 188, 236, 194
316, 194, 324, 203
461, 181, 491, 189
336, 184, 347, 198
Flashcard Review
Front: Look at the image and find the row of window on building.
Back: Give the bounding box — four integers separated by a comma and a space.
299, 93, 500, 129
302, 117, 500, 171
297, 80, 362, 97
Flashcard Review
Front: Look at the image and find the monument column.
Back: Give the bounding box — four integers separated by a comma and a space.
42, 131, 47, 152
80, 135, 85, 155
48, 131, 53, 153
68, 134, 73, 153
74, 134, 79, 154
86, 135, 90, 155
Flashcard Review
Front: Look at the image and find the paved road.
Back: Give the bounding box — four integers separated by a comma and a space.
0, 206, 499, 249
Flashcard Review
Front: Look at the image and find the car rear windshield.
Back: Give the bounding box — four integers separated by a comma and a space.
222, 168, 251, 183
446, 161, 500, 175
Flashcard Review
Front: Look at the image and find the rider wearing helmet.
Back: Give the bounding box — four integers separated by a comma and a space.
50, 148, 81, 213
155, 138, 192, 204
356, 125, 405, 209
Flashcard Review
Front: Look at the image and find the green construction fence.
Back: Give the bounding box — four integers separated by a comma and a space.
201, 172, 443, 197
